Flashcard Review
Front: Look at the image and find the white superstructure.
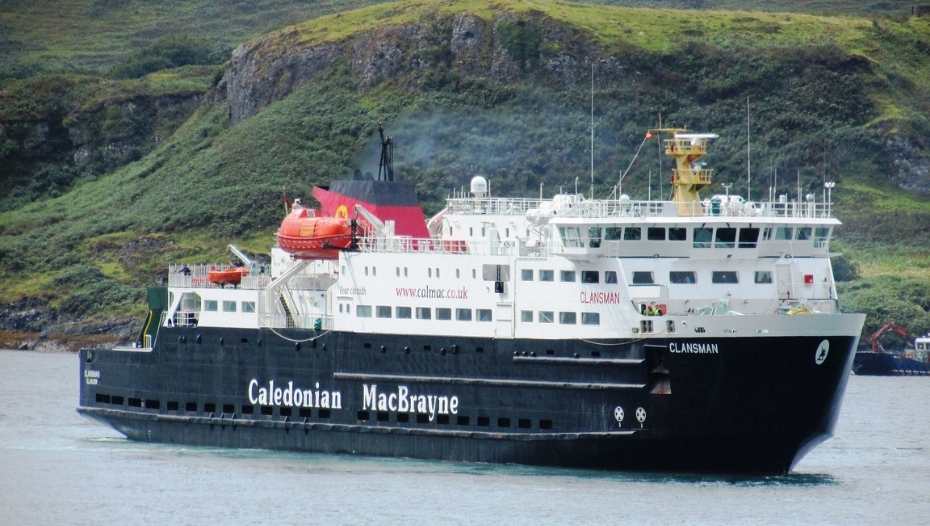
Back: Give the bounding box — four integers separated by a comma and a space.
161, 131, 857, 344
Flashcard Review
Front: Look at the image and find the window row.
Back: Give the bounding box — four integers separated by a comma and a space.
631, 270, 774, 285
519, 311, 600, 325
204, 300, 255, 313
357, 410, 553, 430
354, 305, 493, 321
93, 394, 332, 419
559, 225, 832, 249
520, 269, 618, 284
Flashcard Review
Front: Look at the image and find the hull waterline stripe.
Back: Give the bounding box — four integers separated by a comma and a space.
76, 407, 637, 440
332, 372, 645, 390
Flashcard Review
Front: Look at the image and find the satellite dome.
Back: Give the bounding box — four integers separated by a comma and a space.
470, 176, 488, 197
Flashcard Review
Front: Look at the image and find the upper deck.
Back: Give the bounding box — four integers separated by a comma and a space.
444, 195, 835, 223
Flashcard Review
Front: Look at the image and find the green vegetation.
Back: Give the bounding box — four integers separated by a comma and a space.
1, 0, 929, 340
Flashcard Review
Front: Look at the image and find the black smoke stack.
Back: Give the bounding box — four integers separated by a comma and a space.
377, 122, 394, 182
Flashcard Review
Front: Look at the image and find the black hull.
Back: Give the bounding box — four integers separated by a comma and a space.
78, 327, 858, 474
853, 351, 930, 376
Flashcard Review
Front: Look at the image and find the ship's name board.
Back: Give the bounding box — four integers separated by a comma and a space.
668, 342, 720, 354
580, 291, 621, 304
363, 384, 458, 422
248, 379, 343, 409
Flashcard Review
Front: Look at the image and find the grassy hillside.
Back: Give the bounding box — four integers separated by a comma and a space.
2, 0, 929, 344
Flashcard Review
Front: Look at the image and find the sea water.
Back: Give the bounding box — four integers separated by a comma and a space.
1, 349, 928, 525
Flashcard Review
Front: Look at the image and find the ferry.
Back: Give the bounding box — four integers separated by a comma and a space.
78, 128, 865, 474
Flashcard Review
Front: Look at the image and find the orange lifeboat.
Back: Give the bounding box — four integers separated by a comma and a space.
207, 267, 248, 285
276, 206, 353, 260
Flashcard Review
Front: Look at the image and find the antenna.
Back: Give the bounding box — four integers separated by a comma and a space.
746, 97, 751, 201
657, 113, 663, 199
648, 170, 652, 201
797, 168, 801, 215
590, 62, 595, 200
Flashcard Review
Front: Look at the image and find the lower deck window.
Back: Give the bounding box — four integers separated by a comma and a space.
477, 309, 492, 322
559, 312, 577, 325
754, 271, 773, 284
581, 312, 600, 325
436, 308, 452, 320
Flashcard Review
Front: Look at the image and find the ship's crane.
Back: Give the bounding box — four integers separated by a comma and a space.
870, 322, 910, 353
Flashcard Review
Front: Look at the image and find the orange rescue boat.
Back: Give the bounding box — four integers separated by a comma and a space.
207, 267, 248, 286
276, 206, 353, 260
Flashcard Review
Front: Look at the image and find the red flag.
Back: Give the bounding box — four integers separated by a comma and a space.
645, 131, 653, 139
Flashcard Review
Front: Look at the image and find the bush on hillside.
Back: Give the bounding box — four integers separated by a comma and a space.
111, 37, 223, 79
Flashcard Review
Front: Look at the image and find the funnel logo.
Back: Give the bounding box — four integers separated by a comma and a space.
335, 205, 349, 219
815, 340, 830, 365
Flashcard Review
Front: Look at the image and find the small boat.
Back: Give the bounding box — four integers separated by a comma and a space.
207, 267, 248, 285
276, 206, 353, 259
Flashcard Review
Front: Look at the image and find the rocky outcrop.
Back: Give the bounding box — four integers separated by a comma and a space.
0, 92, 201, 208
223, 11, 601, 123
886, 135, 930, 194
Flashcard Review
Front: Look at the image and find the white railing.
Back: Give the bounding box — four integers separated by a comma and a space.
168, 264, 272, 290
445, 197, 834, 220
259, 313, 335, 330
355, 235, 526, 257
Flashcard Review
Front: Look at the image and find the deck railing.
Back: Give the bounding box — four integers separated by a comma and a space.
445, 197, 833, 220
168, 264, 272, 289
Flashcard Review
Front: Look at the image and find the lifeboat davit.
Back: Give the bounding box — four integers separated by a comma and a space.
207, 267, 248, 285
276, 206, 353, 260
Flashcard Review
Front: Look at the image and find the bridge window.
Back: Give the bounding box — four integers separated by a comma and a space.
376, 306, 392, 318
436, 308, 452, 320
762, 227, 773, 241
738, 228, 759, 248
456, 308, 473, 321
477, 309, 492, 322
670, 271, 696, 284
582, 312, 600, 325
559, 312, 577, 324
623, 227, 642, 241
560, 270, 576, 283
521, 269, 534, 281
581, 271, 599, 284
539, 270, 554, 282
356, 305, 372, 318
588, 226, 602, 248
814, 227, 831, 248
693, 227, 713, 248
415, 307, 431, 320
605, 227, 622, 241
647, 227, 665, 241
559, 226, 584, 248
242, 302, 255, 313
539, 311, 554, 323
775, 226, 793, 240
632, 271, 654, 285
714, 228, 736, 248
204, 300, 218, 312
521, 310, 533, 322
396, 307, 412, 319
754, 271, 773, 284
222, 301, 236, 312
796, 227, 812, 241
669, 227, 687, 241
605, 271, 618, 284
712, 271, 739, 284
